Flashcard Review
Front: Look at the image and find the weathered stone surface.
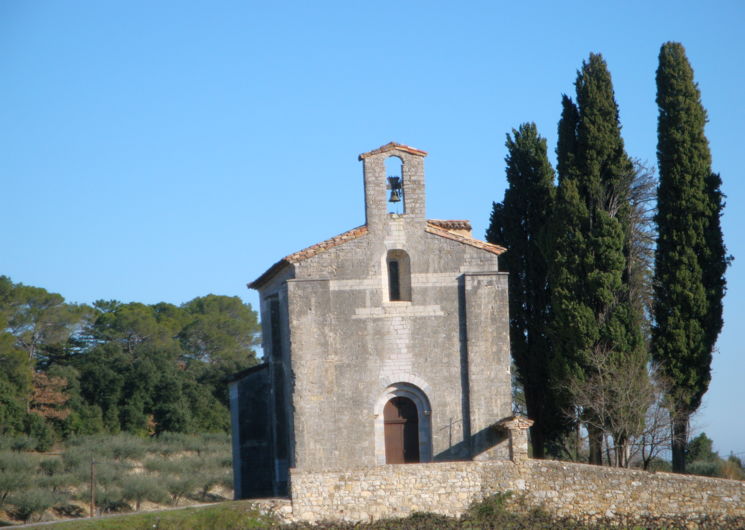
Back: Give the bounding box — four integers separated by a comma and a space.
232, 144, 513, 496
288, 460, 745, 525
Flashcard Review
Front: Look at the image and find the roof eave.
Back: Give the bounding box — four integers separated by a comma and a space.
248, 260, 291, 291
424, 223, 506, 255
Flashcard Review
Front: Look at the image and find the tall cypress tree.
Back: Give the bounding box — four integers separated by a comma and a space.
653, 42, 728, 473
486, 123, 559, 458
550, 54, 644, 464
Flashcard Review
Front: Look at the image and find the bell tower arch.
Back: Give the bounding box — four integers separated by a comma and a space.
358, 142, 427, 233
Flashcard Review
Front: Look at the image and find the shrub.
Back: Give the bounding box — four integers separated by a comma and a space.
165, 474, 198, 505
688, 459, 723, 478
24, 414, 55, 452
153, 432, 192, 457
82, 485, 129, 514
8, 488, 58, 523
722, 455, 745, 480
647, 457, 673, 472
466, 491, 513, 521
9, 435, 37, 453
62, 445, 96, 471
107, 434, 147, 461
0, 451, 35, 506
40, 458, 64, 476
120, 475, 168, 511
53, 503, 85, 518
38, 472, 78, 495
143, 457, 183, 475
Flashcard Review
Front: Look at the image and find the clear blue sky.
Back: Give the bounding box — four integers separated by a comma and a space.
2, 1, 743, 457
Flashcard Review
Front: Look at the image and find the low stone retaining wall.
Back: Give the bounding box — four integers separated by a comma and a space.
290, 461, 500, 522
289, 459, 745, 524
504, 460, 745, 525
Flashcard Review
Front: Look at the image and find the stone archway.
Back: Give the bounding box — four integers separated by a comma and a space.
374, 382, 432, 465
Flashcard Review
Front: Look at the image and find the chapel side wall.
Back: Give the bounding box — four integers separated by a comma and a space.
289, 460, 745, 524
463, 271, 512, 460
230, 366, 274, 499
256, 268, 295, 493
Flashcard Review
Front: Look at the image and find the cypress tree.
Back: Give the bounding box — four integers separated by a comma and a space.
550, 54, 645, 464
486, 123, 559, 458
653, 42, 729, 473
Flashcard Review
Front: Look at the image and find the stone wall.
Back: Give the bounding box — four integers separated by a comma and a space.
289, 460, 745, 524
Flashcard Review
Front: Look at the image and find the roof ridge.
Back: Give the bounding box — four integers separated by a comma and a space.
424, 223, 505, 255
359, 142, 428, 160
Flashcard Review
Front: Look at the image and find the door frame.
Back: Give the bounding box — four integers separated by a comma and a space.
374, 382, 432, 465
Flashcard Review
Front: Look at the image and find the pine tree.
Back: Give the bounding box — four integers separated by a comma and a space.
652, 42, 729, 473
486, 123, 559, 458
550, 54, 645, 464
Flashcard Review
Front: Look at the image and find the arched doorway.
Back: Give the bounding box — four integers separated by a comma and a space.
384, 396, 420, 464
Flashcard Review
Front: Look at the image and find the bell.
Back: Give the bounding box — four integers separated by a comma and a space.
389, 189, 402, 203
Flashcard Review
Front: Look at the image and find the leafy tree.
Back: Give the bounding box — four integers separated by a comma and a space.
179, 295, 260, 365
92, 302, 178, 355
1, 274, 260, 437
9, 488, 59, 523
486, 123, 560, 458
0, 451, 34, 507
152, 372, 192, 434
549, 53, 646, 464
685, 432, 717, 464
652, 42, 729, 473
0, 338, 32, 435
6, 283, 84, 362
120, 475, 168, 511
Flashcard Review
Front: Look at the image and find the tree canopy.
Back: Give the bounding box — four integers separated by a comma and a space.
0, 275, 260, 442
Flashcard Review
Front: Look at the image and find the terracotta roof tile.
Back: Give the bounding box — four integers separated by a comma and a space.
248, 225, 369, 289
427, 219, 472, 231
359, 142, 428, 160
249, 220, 504, 290
425, 221, 506, 255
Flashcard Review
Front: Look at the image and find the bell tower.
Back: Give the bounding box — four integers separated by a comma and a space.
358, 142, 427, 232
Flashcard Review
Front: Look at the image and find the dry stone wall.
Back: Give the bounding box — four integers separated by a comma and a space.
289, 460, 745, 525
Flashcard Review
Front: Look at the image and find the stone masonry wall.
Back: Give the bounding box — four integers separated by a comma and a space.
289, 460, 745, 524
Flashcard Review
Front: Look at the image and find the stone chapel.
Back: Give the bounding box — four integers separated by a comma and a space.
229, 142, 512, 499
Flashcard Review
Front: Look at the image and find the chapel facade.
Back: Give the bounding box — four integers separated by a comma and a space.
229, 143, 512, 499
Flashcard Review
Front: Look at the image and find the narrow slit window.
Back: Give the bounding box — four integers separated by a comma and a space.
386, 249, 411, 301
388, 260, 401, 301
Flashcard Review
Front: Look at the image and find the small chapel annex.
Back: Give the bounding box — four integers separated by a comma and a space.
229, 143, 513, 499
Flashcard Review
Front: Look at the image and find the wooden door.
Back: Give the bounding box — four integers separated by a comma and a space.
384, 397, 420, 464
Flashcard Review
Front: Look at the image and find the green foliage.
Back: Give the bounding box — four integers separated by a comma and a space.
164, 474, 199, 505
486, 123, 562, 458
0, 451, 35, 505
49, 501, 276, 529
652, 42, 729, 472
0, 433, 233, 524
180, 294, 261, 365
105, 433, 147, 461
686, 432, 718, 464
8, 488, 60, 522
39, 457, 64, 476
24, 413, 55, 451
466, 491, 513, 520
120, 475, 168, 511
548, 53, 648, 463
8, 435, 38, 452
0, 275, 259, 440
